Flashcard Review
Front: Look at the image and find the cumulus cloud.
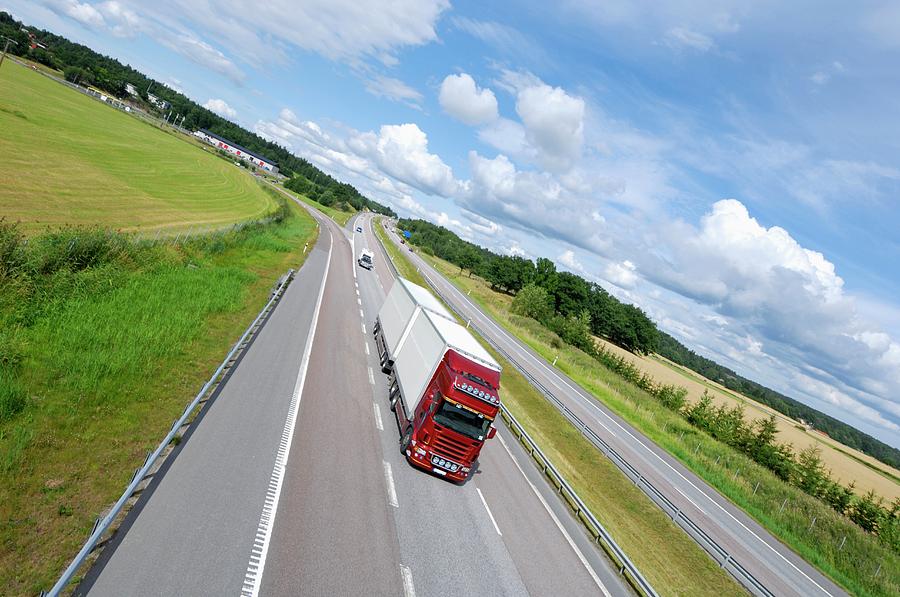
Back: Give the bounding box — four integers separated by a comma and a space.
439, 73, 499, 126
348, 123, 459, 198
515, 80, 585, 172
463, 152, 610, 255
604, 260, 639, 288
491, 70, 585, 172
203, 98, 237, 119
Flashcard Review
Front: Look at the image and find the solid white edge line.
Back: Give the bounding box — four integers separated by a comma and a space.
475, 487, 502, 536
383, 460, 399, 508
241, 228, 334, 597
419, 248, 833, 596
373, 402, 384, 431
400, 564, 416, 597
497, 433, 610, 597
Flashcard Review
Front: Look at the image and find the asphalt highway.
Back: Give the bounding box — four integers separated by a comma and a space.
77, 198, 629, 596
370, 215, 849, 597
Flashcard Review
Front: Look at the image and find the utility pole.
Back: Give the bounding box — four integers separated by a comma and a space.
0, 36, 18, 69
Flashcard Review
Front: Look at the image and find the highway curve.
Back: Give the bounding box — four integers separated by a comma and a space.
75, 197, 630, 596
369, 214, 850, 597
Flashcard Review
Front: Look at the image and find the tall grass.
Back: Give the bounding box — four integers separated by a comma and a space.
0, 203, 316, 595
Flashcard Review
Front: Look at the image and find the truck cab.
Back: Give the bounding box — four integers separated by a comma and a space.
396, 350, 499, 481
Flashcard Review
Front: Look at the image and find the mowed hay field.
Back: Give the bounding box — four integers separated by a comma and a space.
594, 337, 900, 501
0, 62, 276, 233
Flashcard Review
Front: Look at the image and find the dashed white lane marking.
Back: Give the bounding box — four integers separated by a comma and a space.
241, 229, 334, 597
400, 564, 416, 597
368, 366, 375, 386
361, 322, 366, 334
497, 433, 610, 596
364, 343, 370, 356
359, 308, 364, 318
357, 297, 362, 306
383, 460, 399, 508
373, 402, 383, 431
476, 487, 502, 536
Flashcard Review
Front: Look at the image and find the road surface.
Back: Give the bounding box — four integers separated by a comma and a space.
77, 200, 627, 596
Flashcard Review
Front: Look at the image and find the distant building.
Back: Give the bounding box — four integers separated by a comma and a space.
193, 129, 279, 174
125, 82, 138, 97
147, 92, 171, 111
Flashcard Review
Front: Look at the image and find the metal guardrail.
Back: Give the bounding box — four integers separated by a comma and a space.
374, 219, 773, 597
45, 269, 296, 597
372, 220, 658, 597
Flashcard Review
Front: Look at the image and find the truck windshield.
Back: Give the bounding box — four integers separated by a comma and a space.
434, 400, 491, 440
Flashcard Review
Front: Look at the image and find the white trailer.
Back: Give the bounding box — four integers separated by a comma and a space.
375, 277, 454, 372
390, 307, 500, 419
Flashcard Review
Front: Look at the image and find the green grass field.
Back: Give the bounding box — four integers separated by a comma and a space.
0, 200, 317, 595
0, 62, 277, 234
374, 221, 745, 596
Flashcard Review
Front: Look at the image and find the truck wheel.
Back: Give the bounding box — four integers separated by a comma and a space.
400, 426, 412, 454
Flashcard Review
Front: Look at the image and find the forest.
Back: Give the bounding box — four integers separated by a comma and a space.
0, 12, 395, 218
398, 218, 660, 355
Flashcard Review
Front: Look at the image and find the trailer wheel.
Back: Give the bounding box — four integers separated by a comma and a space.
400, 426, 412, 454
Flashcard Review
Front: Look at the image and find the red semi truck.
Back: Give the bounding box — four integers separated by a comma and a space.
374, 277, 501, 482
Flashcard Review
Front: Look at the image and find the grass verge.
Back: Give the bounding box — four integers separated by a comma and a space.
0, 201, 317, 596
418, 251, 899, 597
275, 185, 356, 226
375, 219, 745, 596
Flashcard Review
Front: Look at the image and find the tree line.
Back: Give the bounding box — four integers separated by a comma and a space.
656, 332, 900, 470
0, 12, 395, 218
285, 172, 395, 216
399, 218, 659, 355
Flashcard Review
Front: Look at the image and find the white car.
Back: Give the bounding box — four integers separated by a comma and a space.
358, 249, 374, 270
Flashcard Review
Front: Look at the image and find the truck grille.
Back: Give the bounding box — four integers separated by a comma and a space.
432, 427, 472, 461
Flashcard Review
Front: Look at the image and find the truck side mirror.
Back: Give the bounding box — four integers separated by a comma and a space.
488, 426, 497, 439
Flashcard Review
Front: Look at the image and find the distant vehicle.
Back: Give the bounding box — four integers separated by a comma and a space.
400, 239, 406, 244
358, 249, 374, 270
356, 226, 363, 233
374, 277, 501, 482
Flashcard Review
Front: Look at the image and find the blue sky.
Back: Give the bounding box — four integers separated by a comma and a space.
8, 0, 900, 447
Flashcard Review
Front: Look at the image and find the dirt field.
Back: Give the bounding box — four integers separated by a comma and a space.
595, 337, 900, 500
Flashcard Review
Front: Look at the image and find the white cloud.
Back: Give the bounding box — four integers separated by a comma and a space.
348, 123, 458, 197
463, 152, 610, 255
364, 74, 423, 108
513, 77, 585, 172
96, 1, 140, 37
159, 33, 244, 83
558, 249, 585, 272
41, 0, 105, 28
604, 260, 639, 288
203, 98, 237, 119
439, 73, 498, 126
134, 0, 449, 66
